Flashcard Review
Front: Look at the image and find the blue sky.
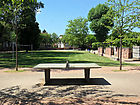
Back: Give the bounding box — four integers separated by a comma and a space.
36, 0, 139, 35
36, 0, 107, 35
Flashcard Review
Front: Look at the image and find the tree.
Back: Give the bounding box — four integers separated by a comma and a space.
18, 22, 41, 51
51, 33, 58, 47
18, 1, 44, 51
107, 0, 140, 70
88, 4, 114, 42
61, 34, 77, 48
40, 32, 59, 48
0, 23, 11, 43
85, 34, 96, 49
40, 33, 52, 48
42, 29, 47, 33
0, 0, 43, 71
64, 17, 89, 49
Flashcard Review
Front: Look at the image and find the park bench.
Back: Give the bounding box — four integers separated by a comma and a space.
34, 62, 101, 84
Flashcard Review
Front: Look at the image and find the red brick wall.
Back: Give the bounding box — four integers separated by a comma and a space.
122, 48, 132, 59
105, 47, 114, 56
99, 47, 132, 59
115, 47, 132, 59
98, 47, 103, 56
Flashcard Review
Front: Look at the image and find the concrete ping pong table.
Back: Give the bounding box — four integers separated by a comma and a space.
34, 63, 101, 84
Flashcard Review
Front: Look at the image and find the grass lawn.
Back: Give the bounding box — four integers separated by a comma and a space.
0, 50, 139, 68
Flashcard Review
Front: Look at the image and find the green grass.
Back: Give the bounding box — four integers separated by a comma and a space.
0, 50, 139, 68
4, 70, 25, 72
112, 70, 129, 72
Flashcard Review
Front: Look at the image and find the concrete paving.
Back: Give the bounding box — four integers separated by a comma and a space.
0, 69, 140, 97
0, 71, 43, 89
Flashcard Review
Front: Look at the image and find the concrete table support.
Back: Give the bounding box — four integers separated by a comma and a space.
84, 68, 90, 81
34, 63, 101, 84
45, 69, 50, 83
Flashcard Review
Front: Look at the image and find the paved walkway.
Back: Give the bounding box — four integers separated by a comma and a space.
0, 67, 140, 104
0, 67, 140, 97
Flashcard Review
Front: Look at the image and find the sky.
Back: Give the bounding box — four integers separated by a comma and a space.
36, 0, 107, 35
36, 0, 139, 36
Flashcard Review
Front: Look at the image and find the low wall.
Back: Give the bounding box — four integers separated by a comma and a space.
105, 47, 114, 56
114, 47, 132, 59
98, 47, 103, 56
100, 47, 132, 59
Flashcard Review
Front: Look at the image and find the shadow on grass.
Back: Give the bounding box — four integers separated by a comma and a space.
44, 78, 111, 85
0, 51, 83, 68
0, 51, 137, 68
19, 51, 83, 58
0, 85, 139, 104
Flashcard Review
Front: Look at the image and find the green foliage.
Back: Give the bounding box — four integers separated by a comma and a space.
18, 1, 44, 50
92, 42, 103, 49
40, 32, 58, 48
85, 34, 96, 48
64, 17, 89, 49
107, 0, 140, 35
0, 0, 44, 50
10, 31, 16, 42
40, 33, 51, 47
61, 34, 77, 48
0, 23, 12, 43
51, 33, 58, 47
105, 31, 140, 47
88, 4, 114, 42
18, 22, 41, 50
137, 35, 140, 46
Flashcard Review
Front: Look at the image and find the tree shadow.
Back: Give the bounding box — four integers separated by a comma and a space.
44, 78, 111, 85
0, 51, 83, 68
0, 85, 139, 104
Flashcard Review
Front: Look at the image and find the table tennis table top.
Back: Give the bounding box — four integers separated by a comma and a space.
34, 63, 101, 69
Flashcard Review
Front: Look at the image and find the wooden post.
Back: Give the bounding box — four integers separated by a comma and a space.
44, 69, 50, 84
84, 68, 90, 81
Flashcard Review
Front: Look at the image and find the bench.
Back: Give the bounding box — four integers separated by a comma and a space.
34, 63, 101, 84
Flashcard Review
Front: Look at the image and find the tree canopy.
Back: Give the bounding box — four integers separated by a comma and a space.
0, 0, 44, 50
104, 0, 140, 47
40, 32, 58, 48
63, 17, 89, 49
107, 0, 140, 35
88, 4, 114, 42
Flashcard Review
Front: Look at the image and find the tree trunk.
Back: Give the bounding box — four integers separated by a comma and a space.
117, 47, 119, 61
120, 36, 122, 70
16, 32, 18, 71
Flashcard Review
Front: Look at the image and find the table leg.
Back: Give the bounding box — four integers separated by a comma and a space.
44, 69, 50, 84
84, 68, 90, 81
